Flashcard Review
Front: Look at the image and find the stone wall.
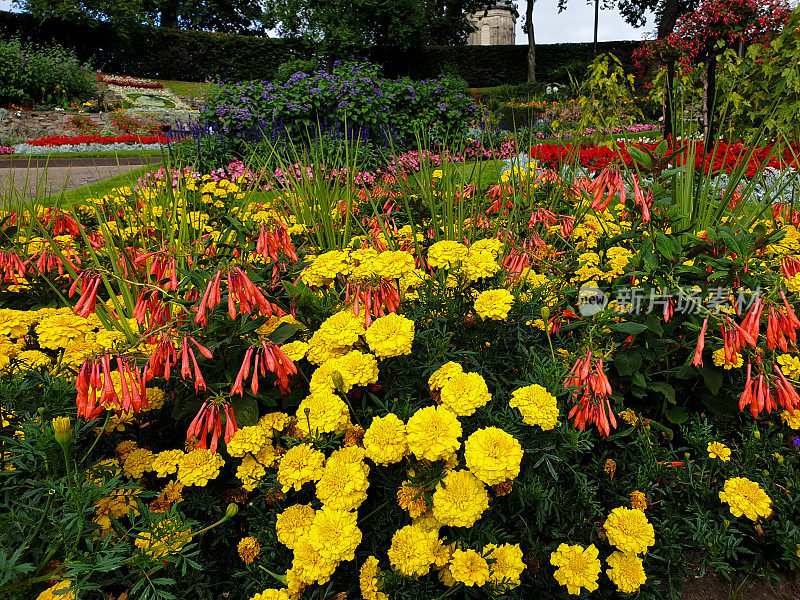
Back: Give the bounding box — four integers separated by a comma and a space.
0, 110, 116, 144
467, 6, 517, 46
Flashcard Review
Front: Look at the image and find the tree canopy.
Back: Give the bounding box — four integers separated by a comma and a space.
13, 0, 273, 33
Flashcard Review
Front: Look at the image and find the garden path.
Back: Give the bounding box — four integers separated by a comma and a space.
0, 156, 161, 200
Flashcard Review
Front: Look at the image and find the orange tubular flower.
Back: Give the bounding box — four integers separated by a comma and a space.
231, 341, 298, 397
0, 250, 27, 283
587, 167, 625, 212
565, 351, 617, 438
691, 316, 709, 367
75, 354, 147, 420
69, 271, 103, 317
186, 400, 234, 453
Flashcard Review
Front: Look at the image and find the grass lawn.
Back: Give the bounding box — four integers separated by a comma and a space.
42, 163, 162, 207
0, 150, 165, 161
151, 79, 218, 99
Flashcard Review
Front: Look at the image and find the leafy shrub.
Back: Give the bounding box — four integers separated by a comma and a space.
0, 36, 95, 106
273, 58, 320, 85
201, 61, 478, 149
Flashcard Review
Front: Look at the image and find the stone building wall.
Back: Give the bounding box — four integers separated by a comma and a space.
467, 2, 517, 46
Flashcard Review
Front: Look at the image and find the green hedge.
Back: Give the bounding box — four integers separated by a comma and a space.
0, 12, 308, 81
377, 42, 641, 87
0, 11, 639, 85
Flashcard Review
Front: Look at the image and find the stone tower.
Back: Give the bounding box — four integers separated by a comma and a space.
466, 0, 518, 46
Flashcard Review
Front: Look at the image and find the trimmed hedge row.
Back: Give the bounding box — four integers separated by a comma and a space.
0, 10, 640, 86
0, 12, 307, 81
375, 42, 640, 86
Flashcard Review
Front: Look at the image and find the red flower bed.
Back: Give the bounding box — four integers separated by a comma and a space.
529, 141, 800, 177
97, 74, 164, 89
26, 134, 171, 147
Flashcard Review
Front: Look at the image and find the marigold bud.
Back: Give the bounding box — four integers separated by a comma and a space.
52, 416, 72, 446
225, 503, 239, 519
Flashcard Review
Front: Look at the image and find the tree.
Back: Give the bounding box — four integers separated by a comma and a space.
267, 0, 482, 64
524, 0, 535, 82
634, 0, 792, 145
14, 0, 272, 33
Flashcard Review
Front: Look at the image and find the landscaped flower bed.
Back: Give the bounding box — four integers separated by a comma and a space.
2, 130, 800, 600
97, 74, 165, 90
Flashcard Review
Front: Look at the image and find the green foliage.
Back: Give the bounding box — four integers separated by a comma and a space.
0, 36, 95, 106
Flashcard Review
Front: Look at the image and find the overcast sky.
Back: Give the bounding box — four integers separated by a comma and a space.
0, 0, 655, 44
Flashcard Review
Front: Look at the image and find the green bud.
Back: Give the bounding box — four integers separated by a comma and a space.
762, 469, 770, 478
225, 503, 239, 519
541, 306, 551, 322
778, 433, 784, 442
331, 371, 345, 394
777, 454, 785, 465
684, 452, 691, 462
753, 429, 761, 440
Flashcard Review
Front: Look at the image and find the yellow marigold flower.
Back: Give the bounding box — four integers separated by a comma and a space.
176, 448, 224, 487
603, 507, 655, 555
712, 347, 743, 370
509, 384, 558, 430
473, 288, 515, 321
151, 449, 183, 478
719, 477, 773, 521
777, 354, 800, 380
364, 313, 415, 358
449, 548, 489, 587
629, 490, 648, 511
372, 250, 416, 280
276, 503, 316, 549
707, 441, 732, 462
786, 273, 800, 295
428, 361, 463, 391
249, 589, 291, 600
316, 310, 365, 349
35, 313, 92, 349
440, 371, 491, 417
464, 426, 523, 485
311, 350, 379, 393
143, 387, 165, 411
308, 506, 362, 563
291, 538, 338, 585
35, 580, 76, 600
619, 408, 638, 426
387, 524, 439, 577
301, 249, 352, 287
461, 248, 500, 281
408, 511, 439, 535
281, 340, 309, 362
316, 449, 370, 511
135, 516, 191, 559
427, 240, 468, 269
363, 413, 407, 466
406, 405, 462, 462
15, 349, 50, 370
295, 389, 350, 437
484, 543, 525, 589
123, 447, 154, 479
781, 410, 800, 429
359, 556, 389, 600
237, 453, 267, 491
238, 536, 261, 564
550, 543, 601, 595
227, 425, 268, 457
397, 481, 429, 518
432, 469, 489, 528
606, 551, 646, 593
471, 238, 504, 257
258, 412, 291, 436
277, 444, 325, 492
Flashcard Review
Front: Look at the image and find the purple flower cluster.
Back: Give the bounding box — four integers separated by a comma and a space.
200, 61, 478, 147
